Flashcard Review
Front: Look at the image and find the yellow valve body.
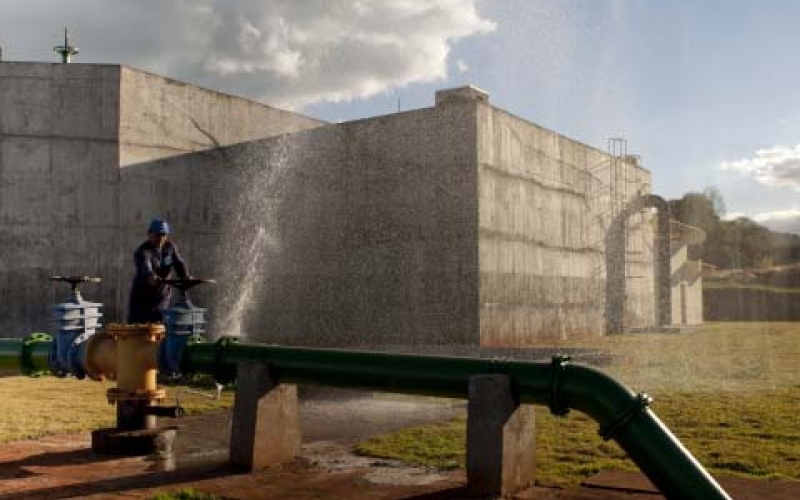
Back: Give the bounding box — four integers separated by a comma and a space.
102, 323, 165, 403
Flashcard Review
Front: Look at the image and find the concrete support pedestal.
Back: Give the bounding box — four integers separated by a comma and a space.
467, 374, 536, 498
229, 361, 302, 471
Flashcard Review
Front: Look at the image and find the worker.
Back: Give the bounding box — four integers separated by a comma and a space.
127, 218, 190, 323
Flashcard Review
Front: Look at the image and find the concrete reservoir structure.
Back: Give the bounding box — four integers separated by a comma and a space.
0, 62, 701, 345
670, 221, 705, 327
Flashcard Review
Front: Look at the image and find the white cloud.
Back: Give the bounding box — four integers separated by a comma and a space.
721, 144, 800, 191
0, 0, 494, 109
456, 59, 469, 72
724, 208, 800, 235
752, 208, 800, 234
722, 212, 745, 221
751, 207, 800, 223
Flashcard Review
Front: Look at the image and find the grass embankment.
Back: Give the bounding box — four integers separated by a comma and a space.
0, 376, 233, 442
356, 322, 800, 486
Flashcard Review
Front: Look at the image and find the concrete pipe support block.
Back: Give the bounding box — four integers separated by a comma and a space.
229, 360, 302, 471
467, 374, 536, 498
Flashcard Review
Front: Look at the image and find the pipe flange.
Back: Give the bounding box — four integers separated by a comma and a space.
20, 332, 52, 377
599, 392, 653, 441
107, 388, 167, 404
213, 336, 240, 385
489, 356, 510, 366
186, 333, 205, 346
176, 333, 206, 376
548, 355, 571, 416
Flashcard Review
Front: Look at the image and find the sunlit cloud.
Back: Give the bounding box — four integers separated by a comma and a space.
721, 144, 800, 191
1, 0, 495, 109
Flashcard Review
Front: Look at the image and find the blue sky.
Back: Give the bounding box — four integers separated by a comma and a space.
2, 0, 799, 232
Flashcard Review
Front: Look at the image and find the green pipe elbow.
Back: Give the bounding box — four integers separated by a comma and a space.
512, 356, 730, 500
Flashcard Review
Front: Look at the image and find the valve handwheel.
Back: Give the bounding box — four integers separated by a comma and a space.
161, 278, 215, 293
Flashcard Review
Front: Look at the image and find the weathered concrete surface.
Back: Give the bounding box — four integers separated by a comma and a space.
0, 62, 324, 333
183, 86, 657, 345
119, 66, 323, 168
669, 221, 704, 326
0, 63, 121, 334
605, 194, 670, 334
166, 98, 481, 345
229, 361, 301, 470
0, 64, 664, 343
476, 98, 655, 343
466, 374, 536, 498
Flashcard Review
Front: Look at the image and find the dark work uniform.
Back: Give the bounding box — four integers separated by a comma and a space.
127, 240, 189, 323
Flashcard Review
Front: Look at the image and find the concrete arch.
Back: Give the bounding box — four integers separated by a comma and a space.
605, 194, 671, 334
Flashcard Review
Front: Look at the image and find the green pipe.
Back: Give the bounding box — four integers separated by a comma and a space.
0, 339, 21, 371
0, 336, 730, 499
183, 341, 730, 500
0, 334, 51, 376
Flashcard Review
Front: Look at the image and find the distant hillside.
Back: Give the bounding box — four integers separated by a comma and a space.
668, 189, 800, 269
705, 263, 800, 289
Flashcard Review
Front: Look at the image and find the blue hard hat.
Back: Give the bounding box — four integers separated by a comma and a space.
148, 218, 171, 235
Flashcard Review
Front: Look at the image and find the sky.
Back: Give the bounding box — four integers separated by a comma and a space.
1, 0, 799, 234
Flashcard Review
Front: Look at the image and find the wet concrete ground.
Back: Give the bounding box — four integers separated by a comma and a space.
0, 391, 796, 499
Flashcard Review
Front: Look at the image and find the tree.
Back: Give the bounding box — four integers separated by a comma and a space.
669, 190, 719, 232
702, 186, 726, 217
668, 188, 800, 269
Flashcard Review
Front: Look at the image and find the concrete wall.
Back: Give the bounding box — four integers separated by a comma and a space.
622, 181, 657, 331
686, 274, 703, 325
476, 99, 654, 344
112, 84, 658, 345
0, 63, 121, 334
118, 67, 324, 167
156, 100, 481, 346
670, 245, 703, 325
116, 66, 324, 322
0, 62, 324, 334
1, 63, 663, 343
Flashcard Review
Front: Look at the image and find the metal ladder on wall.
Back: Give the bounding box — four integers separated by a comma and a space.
583, 138, 648, 331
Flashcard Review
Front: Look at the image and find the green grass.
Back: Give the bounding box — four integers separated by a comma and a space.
703, 282, 800, 294
356, 322, 800, 487
0, 376, 233, 443
148, 488, 225, 500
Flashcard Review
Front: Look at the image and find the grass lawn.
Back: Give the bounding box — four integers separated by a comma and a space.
356, 322, 800, 487
703, 282, 800, 294
0, 376, 233, 442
